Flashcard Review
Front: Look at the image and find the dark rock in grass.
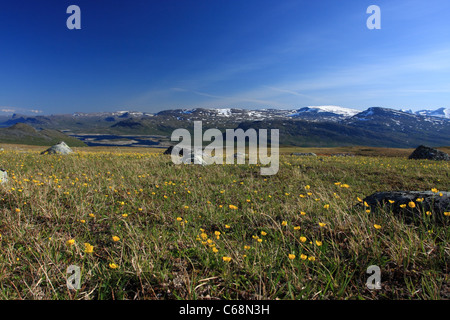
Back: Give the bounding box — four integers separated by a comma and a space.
41, 141, 73, 155
291, 152, 317, 156
332, 153, 355, 157
408, 145, 450, 161
362, 191, 449, 224
163, 145, 184, 156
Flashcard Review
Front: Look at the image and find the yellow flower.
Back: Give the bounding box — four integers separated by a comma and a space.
225, 224, 230, 229
357, 197, 363, 202
304, 185, 310, 190
374, 224, 382, 229
222, 256, 232, 262
200, 233, 208, 240
212, 247, 219, 253
308, 256, 316, 262
112, 236, 120, 242
323, 204, 330, 210
84, 243, 94, 253
109, 263, 119, 269
15, 208, 20, 213
122, 213, 128, 218
66, 239, 75, 246
300, 254, 307, 260
388, 200, 395, 204
288, 254, 295, 260
431, 188, 439, 193
426, 211, 432, 216
408, 201, 416, 208
416, 198, 424, 202
176, 217, 183, 222
244, 245, 251, 250
444, 212, 450, 216
341, 184, 349, 188
335, 182, 341, 185
281, 221, 287, 226
294, 226, 301, 231
300, 211, 306, 216
400, 204, 407, 208
229, 205, 238, 210
299, 236, 307, 243
261, 231, 267, 236
318, 222, 326, 228
364, 201, 369, 207
315, 240, 322, 246
89, 213, 95, 218
215, 231, 221, 236
365, 209, 371, 213
79, 219, 86, 223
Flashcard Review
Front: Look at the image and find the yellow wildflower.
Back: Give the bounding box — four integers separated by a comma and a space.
84, 243, 94, 253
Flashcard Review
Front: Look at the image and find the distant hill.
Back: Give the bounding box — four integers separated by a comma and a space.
0, 106, 448, 148
0, 123, 87, 147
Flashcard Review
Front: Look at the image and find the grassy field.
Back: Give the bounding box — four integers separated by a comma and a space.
0, 144, 448, 300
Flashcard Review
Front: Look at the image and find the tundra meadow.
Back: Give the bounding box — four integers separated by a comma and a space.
0, 146, 448, 300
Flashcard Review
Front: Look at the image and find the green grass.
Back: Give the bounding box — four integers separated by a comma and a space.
0, 146, 448, 300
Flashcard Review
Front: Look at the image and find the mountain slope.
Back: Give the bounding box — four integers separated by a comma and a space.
0, 123, 87, 146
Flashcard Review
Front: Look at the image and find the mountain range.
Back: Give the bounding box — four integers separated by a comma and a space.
0, 106, 449, 148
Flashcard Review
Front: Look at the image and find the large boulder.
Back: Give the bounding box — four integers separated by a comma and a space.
408, 145, 450, 161
0, 169, 7, 184
41, 141, 73, 155
362, 191, 449, 224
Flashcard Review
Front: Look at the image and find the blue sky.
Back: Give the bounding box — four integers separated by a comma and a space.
0, 0, 449, 115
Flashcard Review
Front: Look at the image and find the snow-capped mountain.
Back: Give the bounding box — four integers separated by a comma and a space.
288, 106, 360, 121
401, 107, 450, 119
0, 106, 449, 148
155, 106, 361, 123
415, 107, 450, 119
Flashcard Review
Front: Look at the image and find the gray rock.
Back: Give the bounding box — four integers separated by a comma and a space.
291, 152, 317, 156
0, 169, 7, 184
41, 141, 73, 155
362, 191, 449, 224
408, 145, 450, 161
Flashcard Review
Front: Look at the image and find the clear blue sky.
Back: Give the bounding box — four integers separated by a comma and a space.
1, 0, 449, 115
